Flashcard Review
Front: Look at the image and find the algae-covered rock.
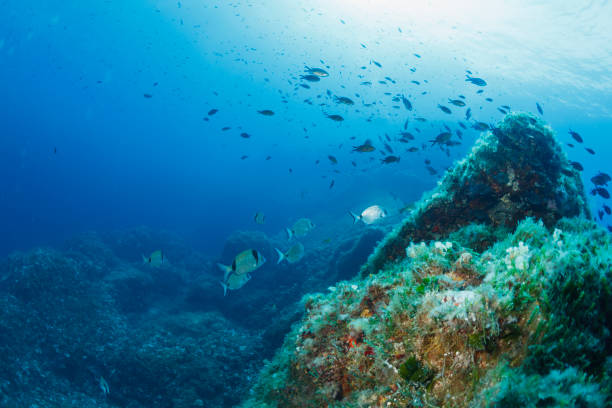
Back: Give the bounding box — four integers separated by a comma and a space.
241, 115, 610, 408
242, 218, 612, 407
362, 113, 590, 276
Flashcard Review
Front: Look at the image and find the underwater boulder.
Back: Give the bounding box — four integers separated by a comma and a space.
242, 218, 612, 407
362, 113, 590, 276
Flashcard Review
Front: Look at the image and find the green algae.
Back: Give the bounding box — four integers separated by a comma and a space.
398, 355, 434, 385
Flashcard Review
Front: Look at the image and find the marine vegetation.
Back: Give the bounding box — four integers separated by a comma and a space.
241, 114, 612, 407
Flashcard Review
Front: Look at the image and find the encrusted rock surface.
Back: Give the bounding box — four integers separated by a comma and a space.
362, 113, 590, 276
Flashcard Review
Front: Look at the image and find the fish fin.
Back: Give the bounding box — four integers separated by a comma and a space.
286, 228, 293, 240
217, 263, 232, 278
219, 281, 228, 297
349, 211, 360, 224
275, 248, 285, 264
142, 254, 148, 264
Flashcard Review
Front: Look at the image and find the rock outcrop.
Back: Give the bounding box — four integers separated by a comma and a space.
362, 113, 590, 276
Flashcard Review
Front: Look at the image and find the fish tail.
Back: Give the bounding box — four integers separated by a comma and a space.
142, 254, 148, 264
217, 263, 231, 275
286, 228, 293, 240
219, 281, 228, 297
349, 211, 360, 224
275, 248, 285, 264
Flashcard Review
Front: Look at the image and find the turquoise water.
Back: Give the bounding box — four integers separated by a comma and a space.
1, 0, 611, 255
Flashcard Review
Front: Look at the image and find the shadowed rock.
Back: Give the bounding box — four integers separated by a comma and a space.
362, 112, 590, 276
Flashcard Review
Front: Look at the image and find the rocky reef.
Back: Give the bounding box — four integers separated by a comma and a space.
0, 217, 389, 407
362, 113, 590, 276
241, 113, 611, 407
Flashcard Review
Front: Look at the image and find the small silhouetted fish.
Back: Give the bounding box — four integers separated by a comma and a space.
570, 161, 584, 171
414, 53, 421, 58
222, 127, 231, 131
351, 161, 357, 167
415, 117, 427, 122
381, 155, 400, 164
361, 43, 367, 48
561, 168, 575, 177
400, 132, 415, 140
592, 187, 610, 199
143, 93, 152, 98
466, 75, 487, 86
329, 179, 335, 189
402, 95, 412, 111
604, 204, 611, 215
304, 66, 329, 77
384, 143, 393, 153
598, 210, 604, 220
254, 212, 265, 224
536, 103, 543, 115
404, 119, 409, 129
501, 105, 510, 110
486, 98, 493, 102
328, 155, 338, 164
326, 114, 344, 121
258, 110, 274, 116
426, 165, 437, 175
592, 172, 611, 186
586, 147, 595, 155
334, 96, 354, 105
472, 122, 489, 131
372, 60, 382, 68
459, 122, 467, 129
240, 155, 248, 160
300, 84, 310, 89
430, 132, 452, 146
301, 74, 320, 82
498, 108, 508, 114
567, 143, 574, 148
424, 159, 431, 165
411, 80, 420, 85
360, 81, 372, 86
265, 156, 271, 160
353, 142, 375, 152
240, 132, 250, 138
448, 99, 465, 107
208, 109, 218, 116
568, 130, 583, 143
438, 104, 452, 114
385, 133, 391, 142
476, 89, 484, 94
407, 147, 419, 152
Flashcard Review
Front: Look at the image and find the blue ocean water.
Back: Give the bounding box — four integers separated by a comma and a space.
1, 1, 611, 406
2, 0, 610, 256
